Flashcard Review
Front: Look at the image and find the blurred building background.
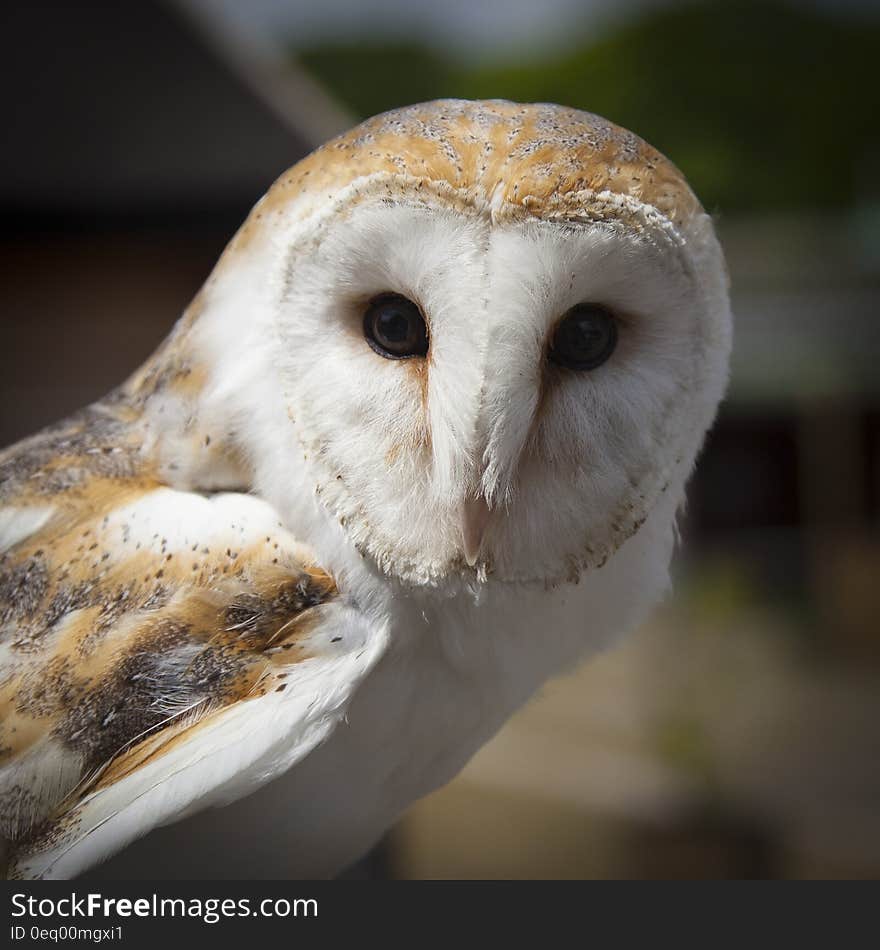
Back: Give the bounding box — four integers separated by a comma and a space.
2, 0, 879, 878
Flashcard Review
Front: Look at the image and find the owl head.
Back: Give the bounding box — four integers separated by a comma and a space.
180, 100, 731, 589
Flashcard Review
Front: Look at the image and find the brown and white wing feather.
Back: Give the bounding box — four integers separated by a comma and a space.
0, 405, 385, 880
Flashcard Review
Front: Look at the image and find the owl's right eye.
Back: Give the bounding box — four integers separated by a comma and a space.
363, 294, 429, 360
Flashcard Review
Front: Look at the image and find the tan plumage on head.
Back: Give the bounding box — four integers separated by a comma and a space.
0, 100, 731, 878
231, 98, 701, 241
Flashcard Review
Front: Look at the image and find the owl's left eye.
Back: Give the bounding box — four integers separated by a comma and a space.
548, 303, 618, 371
363, 294, 429, 359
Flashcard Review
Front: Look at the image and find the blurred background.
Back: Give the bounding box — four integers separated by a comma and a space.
2, 0, 879, 878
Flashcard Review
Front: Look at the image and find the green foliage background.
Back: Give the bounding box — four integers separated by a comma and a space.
298, 0, 880, 214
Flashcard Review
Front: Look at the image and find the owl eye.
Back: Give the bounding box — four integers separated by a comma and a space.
548, 303, 618, 371
363, 294, 429, 359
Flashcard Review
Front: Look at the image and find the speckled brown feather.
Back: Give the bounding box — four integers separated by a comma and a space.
0, 397, 336, 859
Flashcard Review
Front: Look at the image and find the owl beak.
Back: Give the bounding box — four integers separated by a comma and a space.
461, 496, 492, 567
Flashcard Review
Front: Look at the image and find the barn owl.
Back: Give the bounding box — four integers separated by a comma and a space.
0, 100, 730, 879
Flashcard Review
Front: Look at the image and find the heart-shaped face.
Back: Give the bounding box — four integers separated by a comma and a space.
185, 100, 731, 588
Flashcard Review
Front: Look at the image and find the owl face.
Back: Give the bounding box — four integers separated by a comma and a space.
200, 102, 731, 588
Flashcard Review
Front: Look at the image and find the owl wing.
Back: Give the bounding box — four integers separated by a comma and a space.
0, 407, 386, 880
